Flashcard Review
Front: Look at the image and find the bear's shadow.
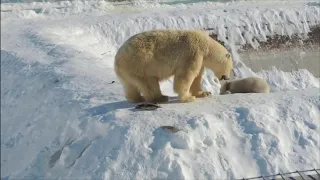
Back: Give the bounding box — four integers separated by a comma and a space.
85, 97, 181, 116
85, 100, 134, 116
162, 96, 181, 104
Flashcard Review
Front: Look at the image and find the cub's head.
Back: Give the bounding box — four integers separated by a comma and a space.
219, 79, 231, 95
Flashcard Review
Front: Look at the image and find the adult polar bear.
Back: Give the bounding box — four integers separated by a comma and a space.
114, 29, 234, 103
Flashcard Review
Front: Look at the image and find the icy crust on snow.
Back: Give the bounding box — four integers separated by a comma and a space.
1, 1, 320, 180
2, 1, 319, 56
58, 1, 320, 50
3, 0, 318, 89
1, 0, 306, 16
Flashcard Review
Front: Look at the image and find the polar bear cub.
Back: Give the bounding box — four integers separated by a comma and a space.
219, 76, 270, 95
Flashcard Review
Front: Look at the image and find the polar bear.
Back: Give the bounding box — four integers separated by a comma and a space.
114, 29, 234, 103
219, 76, 270, 95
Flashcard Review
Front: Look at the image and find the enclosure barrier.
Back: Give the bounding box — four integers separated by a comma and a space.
240, 168, 320, 180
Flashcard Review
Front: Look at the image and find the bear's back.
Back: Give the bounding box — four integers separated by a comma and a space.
114, 29, 213, 79
124, 29, 210, 60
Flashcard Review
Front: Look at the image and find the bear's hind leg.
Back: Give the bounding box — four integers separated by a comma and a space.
190, 66, 212, 98
135, 76, 168, 103
122, 82, 145, 103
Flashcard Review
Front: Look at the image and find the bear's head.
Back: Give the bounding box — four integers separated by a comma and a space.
203, 38, 234, 81
205, 52, 234, 81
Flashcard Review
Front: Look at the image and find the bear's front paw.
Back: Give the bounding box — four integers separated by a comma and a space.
180, 95, 196, 103
194, 91, 212, 98
127, 97, 145, 103
146, 95, 169, 103
220, 90, 232, 95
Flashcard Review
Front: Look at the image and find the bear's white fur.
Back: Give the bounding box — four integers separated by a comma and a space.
114, 29, 234, 103
220, 76, 270, 95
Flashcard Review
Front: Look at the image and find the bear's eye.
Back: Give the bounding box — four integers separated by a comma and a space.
226, 53, 231, 59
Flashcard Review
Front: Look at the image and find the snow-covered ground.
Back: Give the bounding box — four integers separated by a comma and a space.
1, 0, 320, 179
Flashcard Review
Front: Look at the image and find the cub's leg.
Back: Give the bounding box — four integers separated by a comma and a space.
190, 66, 212, 98
120, 79, 145, 103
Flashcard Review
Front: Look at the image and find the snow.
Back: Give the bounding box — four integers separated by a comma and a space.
1, 0, 320, 179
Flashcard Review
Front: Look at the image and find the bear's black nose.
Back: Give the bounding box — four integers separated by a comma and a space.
220, 75, 229, 80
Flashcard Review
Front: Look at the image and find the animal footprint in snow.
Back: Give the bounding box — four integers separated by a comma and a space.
170, 133, 191, 149
149, 126, 190, 153
187, 116, 210, 130
203, 136, 213, 147
215, 133, 227, 148
157, 158, 186, 180
48, 137, 75, 168
60, 138, 92, 168
193, 137, 213, 153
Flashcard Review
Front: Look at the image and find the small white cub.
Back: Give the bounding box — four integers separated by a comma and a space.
220, 76, 270, 95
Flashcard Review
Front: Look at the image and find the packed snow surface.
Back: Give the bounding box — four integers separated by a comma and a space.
1, 0, 320, 179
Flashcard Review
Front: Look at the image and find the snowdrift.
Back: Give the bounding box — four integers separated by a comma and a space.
1, 0, 320, 179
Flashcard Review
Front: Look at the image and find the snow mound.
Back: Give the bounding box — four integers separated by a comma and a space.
2, 51, 319, 179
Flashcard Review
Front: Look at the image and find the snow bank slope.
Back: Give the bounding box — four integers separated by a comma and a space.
85, 89, 320, 180
2, 51, 319, 179
1, 0, 320, 180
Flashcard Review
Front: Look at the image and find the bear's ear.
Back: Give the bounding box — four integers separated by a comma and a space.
226, 53, 231, 59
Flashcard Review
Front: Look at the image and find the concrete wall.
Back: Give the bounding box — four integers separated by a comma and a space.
209, 26, 320, 77
239, 46, 320, 77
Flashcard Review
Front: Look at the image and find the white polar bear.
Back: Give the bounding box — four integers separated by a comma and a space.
114, 29, 234, 103
219, 76, 270, 95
